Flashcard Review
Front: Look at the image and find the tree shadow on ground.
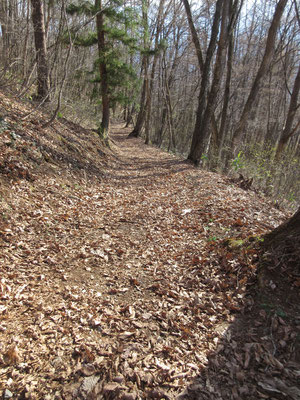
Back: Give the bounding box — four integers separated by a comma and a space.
178, 280, 300, 400
103, 159, 192, 185
3, 119, 193, 185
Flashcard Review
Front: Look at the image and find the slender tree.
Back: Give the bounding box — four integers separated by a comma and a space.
275, 0, 300, 158
184, 0, 228, 165
144, 0, 167, 144
231, 0, 288, 152
95, 0, 110, 139
275, 62, 300, 158
128, 0, 150, 138
31, 0, 50, 101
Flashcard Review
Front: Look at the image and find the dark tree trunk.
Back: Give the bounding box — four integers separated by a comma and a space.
96, 0, 110, 139
128, 64, 147, 138
186, 0, 227, 165
0, 0, 9, 68
263, 207, 300, 271
264, 207, 300, 247
125, 105, 135, 127
153, 106, 167, 147
215, 33, 234, 166
31, 0, 50, 102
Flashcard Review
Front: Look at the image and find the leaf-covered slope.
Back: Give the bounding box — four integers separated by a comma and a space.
0, 91, 112, 186
0, 91, 299, 399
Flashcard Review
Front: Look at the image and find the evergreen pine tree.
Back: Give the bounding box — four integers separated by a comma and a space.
66, 0, 139, 139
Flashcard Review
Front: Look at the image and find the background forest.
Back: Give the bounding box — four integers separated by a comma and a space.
0, 0, 299, 207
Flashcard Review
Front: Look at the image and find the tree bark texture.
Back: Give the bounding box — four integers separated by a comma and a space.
186, 0, 226, 164
95, 0, 110, 139
265, 207, 300, 245
31, 0, 50, 101
263, 206, 300, 271
0, 0, 9, 67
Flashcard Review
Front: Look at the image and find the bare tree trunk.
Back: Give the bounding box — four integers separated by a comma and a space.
163, 62, 176, 151
215, 1, 243, 169
22, 0, 31, 80
129, 0, 149, 138
95, 0, 109, 139
0, 0, 9, 67
185, 0, 223, 158
125, 104, 135, 127
217, 34, 234, 160
153, 23, 181, 147
31, 0, 50, 101
231, 0, 288, 152
128, 57, 148, 138
145, 0, 166, 145
144, 74, 151, 144
275, 62, 300, 158
182, 0, 204, 70
186, 0, 229, 165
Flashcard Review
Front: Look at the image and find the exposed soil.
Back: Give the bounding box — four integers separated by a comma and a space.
0, 91, 299, 399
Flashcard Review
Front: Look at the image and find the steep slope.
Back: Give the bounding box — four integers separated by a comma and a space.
0, 91, 299, 399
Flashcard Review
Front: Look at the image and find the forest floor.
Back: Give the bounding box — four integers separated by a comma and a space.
0, 90, 300, 399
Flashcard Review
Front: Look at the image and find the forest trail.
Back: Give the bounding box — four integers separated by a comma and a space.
0, 99, 299, 399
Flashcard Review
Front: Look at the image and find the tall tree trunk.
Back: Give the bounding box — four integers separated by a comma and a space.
128, 0, 149, 138
128, 57, 148, 138
217, 33, 234, 160
183, 0, 223, 164
95, 0, 109, 139
231, 0, 288, 152
144, 74, 151, 144
22, 0, 31, 80
125, 104, 135, 127
215, 0, 243, 169
186, 0, 228, 165
182, 0, 204, 70
153, 24, 181, 147
163, 60, 175, 151
31, 0, 50, 102
0, 0, 9, 68
144, 0, 165, 144
275, 62, 300, 158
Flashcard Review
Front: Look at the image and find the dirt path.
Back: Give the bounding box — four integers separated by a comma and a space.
1, 120, 297, 399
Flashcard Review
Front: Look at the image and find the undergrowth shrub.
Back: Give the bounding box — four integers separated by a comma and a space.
237, 141, 300, 210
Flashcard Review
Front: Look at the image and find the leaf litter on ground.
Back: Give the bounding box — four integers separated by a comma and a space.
0, 90, 299, 399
